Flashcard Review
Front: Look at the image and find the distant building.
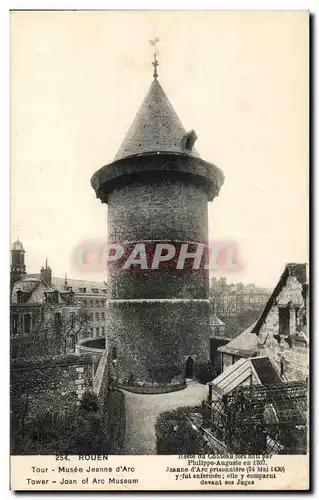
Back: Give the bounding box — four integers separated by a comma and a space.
210, 263, 308, 395
210, 277, 270, 318
10, 240, 107, 358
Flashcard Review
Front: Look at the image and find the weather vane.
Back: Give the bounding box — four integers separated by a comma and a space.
149, 37, 160, 79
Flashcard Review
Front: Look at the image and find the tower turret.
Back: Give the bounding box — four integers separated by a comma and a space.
91, 61, 224, 393
10, 239, 26, 289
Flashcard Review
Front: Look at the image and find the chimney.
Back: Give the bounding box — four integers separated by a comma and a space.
211, 277, 217, 287
220, 277, 227, 288
40, 258, 52, 285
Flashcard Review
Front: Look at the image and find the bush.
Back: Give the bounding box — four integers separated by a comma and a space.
155, 407, 209, 455
149, 364, 181, 384
103, 390, 125, 453
80, 391, 99, 412
11, 390, 109, 455
195, 362, 217, 384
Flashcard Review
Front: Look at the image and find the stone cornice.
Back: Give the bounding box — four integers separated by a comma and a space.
91, 152, 224, 203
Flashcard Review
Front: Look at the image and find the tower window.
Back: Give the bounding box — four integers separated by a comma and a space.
112, 347, 117, 360
280, 359, 285, 377
181, 129, 197, 151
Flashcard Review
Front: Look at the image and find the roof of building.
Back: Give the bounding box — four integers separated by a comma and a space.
51, 277, 107, 295
217, 322, 258, 357
12, 239, 25, 251
11, 274, 107, 305
252, 263, 307, 335
208, 356, 282, 396
210, 314, 226, 327
250, 357, 283, 386
114, 78, 200, 162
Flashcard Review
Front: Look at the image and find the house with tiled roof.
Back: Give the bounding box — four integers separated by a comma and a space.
251, 263, 308, 382
210, 263, 308, 395
218, 322, 258, 371
10, 240, 108, 358
208, 355, 283, 398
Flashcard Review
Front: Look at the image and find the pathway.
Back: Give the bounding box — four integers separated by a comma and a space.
122, 380, 208, 455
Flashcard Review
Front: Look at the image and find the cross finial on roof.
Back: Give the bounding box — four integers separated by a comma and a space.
149, 37, 160, 79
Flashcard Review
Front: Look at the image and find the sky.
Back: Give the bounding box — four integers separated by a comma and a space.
10, 10, 308, 289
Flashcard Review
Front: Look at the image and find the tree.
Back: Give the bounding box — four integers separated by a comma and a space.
11, 303, 90, 360
10, 303, 90, 452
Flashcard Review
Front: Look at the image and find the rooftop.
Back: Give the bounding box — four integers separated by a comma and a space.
114, 78, 199, 162
218, 322, 258, 357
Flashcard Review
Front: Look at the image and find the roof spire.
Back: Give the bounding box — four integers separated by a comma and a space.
149, 37, 160, 79
45, 257, 48, 268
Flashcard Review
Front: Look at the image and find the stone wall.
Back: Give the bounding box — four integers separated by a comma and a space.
105, 169, 211, 392
257, 275, 308, 382
11, 355, 94, 416
107, 300, 210, 390
10, 303, 86, 358
76, 343, 104, 375
258, 331, 308, 382
108, 177, 209, 243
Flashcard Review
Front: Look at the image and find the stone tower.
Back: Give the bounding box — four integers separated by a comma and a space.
91, 70, 224, 393
10, 239, 26, 290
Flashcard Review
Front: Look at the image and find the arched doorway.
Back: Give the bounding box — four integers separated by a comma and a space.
185, 356, 194, 379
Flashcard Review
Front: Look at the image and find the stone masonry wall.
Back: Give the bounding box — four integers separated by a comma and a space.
106, 170, 211, 392
11, 355, 94, 416
107, 177, 208, 244
107, 300, 210, 389
257, 276, 308, 382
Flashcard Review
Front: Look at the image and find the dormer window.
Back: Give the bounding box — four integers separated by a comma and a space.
67, 286, 72, 292
79, 287, 86, 293
92, 288, 99, 294
181, 129, 197, 152
45, 290, 59, 304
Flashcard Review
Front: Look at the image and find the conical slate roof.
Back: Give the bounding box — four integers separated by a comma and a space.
114, 78, 199, 161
